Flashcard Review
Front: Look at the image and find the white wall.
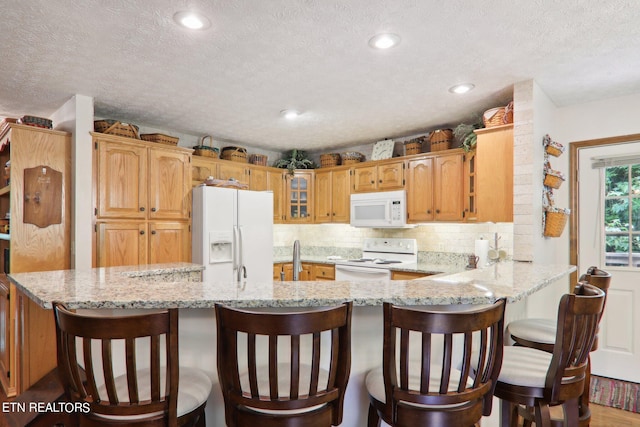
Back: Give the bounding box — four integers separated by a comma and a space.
51, 95, 94, 269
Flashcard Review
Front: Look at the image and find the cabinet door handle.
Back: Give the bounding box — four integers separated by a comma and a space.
140, 230, 145, 235
140, 207, 145, 212
151, 207, 157, 212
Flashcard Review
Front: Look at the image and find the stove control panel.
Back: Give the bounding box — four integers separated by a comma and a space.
362, 238, 417, 254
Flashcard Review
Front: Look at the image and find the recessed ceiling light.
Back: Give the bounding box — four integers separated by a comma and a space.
173, 11, 211, 30
449, 83, 475, 94
281, 110, 301, 120
368, 33, 401, 49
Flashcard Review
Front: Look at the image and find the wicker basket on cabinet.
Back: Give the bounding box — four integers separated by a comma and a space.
320, 153, 341, 167
429, 129, 453, 151
221, 146, 248, 163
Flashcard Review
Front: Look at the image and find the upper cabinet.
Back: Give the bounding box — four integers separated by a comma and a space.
314, 167, 350, 223
268, 169, 286, 223
285, 171, 314, 223
191, 156, 269, 191
406, 150, 464, 222
473, 124, 514, 222
352, 160, 404, 193
93, 133, 192, 268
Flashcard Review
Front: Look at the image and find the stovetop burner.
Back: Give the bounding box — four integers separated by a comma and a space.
346, 258, 403, 264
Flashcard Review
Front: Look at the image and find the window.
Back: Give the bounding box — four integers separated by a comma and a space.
604, 164, 640, 267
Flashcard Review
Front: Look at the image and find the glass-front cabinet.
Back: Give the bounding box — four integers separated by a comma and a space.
285, 171, 313, 223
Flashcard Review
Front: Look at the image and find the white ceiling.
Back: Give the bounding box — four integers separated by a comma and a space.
1, 1, 640, 151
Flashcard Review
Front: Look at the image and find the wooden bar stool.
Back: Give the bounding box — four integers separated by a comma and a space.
215, 302, 352, 427
366, 299, 506, 427
506, 267, 611, 426
494, 283, 605, 427
53, 302, 212, 427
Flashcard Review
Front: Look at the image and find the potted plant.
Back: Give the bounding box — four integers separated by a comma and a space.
274, 149, 316, 174
453, 120, 483, 152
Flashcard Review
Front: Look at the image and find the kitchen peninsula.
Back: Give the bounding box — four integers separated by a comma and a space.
9, 261, 575, 427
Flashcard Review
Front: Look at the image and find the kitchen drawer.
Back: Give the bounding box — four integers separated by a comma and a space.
314, 264, 335, 280
390, 270, 429, 280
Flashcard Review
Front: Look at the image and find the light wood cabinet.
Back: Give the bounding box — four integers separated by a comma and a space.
433, 152, 464, 221
406, 151, 464, 222
192, 156, 216, 187
274, 262, 335, 281
352, 160, 404, 193
313, 264, 335, 280
268, 169, 286, 223
463, 151, 478, 222
285, 171, 314, 223
406, 157, 435, 222
0, 124, 71, 396
314, 167, 350, 223
391, 271, 430, 280
473, 125, 513, 222
94, 134, 192, 267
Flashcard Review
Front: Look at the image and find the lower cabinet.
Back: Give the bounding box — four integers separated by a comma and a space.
97, 221, 190, 267
273, 263, 335, 281
390, 271, 430, 280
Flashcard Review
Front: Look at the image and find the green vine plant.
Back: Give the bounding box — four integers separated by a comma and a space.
274, 149, 317, 175
453, 120, 483, 152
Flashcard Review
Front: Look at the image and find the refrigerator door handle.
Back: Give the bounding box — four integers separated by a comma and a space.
237, 226, 245, 281
232, 225, 239, 276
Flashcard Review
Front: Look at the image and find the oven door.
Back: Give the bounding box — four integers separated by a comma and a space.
335, 264, 391, 281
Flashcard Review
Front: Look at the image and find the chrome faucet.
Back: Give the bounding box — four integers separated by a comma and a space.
292, 240, 302, 281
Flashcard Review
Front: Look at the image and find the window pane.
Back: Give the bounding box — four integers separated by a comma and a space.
605, 199, 629, 231
633, 235, 640, 267
632, 165, 640, 195
605, 234, 629, 267
633, 198, 640, 231
606, 166, 629, 196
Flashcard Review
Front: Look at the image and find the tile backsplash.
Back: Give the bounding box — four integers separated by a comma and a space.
273, 223, 514, 257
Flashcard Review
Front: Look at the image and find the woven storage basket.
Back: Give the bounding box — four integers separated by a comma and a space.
429, 129, 453, 152
543, 172, 565, 189
249, 154, 268, 166
404, 137, 425, 155
483, 102, 514, 128
320, 153, 341, 168
341, 152, 364, 165
193, 136, 219, 158
545, 143, 564, 157
94, 120, 140, 139
221, 146, 248, 163
544, 211, 569, 237
140, 133, 179, 146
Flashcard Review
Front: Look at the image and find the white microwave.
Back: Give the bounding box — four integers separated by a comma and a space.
350, 190, 413, 228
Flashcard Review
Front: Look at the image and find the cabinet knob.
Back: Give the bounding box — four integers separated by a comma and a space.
151, 230, 156, 235
436, 209, 440, 214
322, 271, 325, 275
151, 207, 157, 212
140, 230, 145, 235
139, 207, 145, 212
427, 210, 431, 214
370, 180, 374, 184
333, 212, 336, 216
378, 179, 382, 183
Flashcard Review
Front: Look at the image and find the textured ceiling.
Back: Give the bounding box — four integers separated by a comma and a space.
1, 1, 640, 151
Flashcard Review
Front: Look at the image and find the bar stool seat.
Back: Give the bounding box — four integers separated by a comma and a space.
366, 299, 506, 427
97, 367, 212, 420
215, 301, 353, 427
496, 346, 553, 388
507, 318, 556, 348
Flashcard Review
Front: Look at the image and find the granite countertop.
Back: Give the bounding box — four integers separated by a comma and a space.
8, 261, 576, 310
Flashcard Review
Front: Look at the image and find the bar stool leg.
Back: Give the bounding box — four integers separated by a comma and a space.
578, 356, 593, 427
534, 401, 551, 427
367, 404, 381, 427
500, 400, 519, 427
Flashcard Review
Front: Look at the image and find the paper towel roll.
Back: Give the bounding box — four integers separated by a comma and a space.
475, 239, 489, 268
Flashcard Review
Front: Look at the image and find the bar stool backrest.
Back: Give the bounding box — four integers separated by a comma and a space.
546, 283, 605, 402
382, 299, 506, 426
215, 302, 352, 427
579, 266, 611, 313
53, 302, 179, 427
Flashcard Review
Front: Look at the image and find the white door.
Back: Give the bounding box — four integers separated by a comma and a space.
578, 142, 640, 382
237, 191, 273, 282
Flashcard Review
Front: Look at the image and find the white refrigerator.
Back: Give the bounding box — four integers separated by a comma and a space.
192, 186, 273, 282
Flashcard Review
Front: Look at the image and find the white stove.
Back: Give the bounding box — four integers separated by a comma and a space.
335, 238, 417, 281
